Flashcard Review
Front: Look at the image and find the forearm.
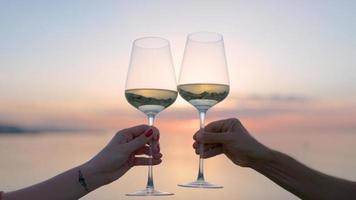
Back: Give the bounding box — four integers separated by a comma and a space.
250, 150, 356, 200
3, 163, 106, 200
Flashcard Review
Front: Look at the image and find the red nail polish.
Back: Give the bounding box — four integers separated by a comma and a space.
145, 129, 153, 137
155, 134, 160, 141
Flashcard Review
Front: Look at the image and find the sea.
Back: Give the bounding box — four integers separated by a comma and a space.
1, 130, 356, 200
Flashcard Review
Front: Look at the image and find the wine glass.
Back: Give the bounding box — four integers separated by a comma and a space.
177, 32, 229, 188
125, 37, 177, 196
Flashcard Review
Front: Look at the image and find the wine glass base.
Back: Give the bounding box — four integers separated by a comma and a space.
178, 180, 223, 189
126, 188, 174, 196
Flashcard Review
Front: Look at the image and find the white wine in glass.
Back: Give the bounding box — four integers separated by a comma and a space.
178, 32, 230, 189
125, 88, 177, 115
125, 37, 177, 196
178, 83, 229, 111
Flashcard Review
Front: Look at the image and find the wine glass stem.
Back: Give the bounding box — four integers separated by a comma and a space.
197, 110, 206, 181
146, 114, 155, 190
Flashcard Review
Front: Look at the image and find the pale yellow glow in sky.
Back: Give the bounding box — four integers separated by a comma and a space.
0, 1, 355, 132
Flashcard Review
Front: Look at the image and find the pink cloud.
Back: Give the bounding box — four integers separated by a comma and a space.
1, 94, 355, 135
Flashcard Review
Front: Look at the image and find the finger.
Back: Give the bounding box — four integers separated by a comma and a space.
201, 147, 223, 159
205, 118, 240, 132
194, 130, 232, 144
120, 124, 149, 137
195, 148, 199, 155
135, 145, 160, 159
153, 143, 160, 154
135, 146, 162, 158
133, 157, 162, 166
193, 142, 217, 150
113, 124, 149, 144
135, 146, 150, 155
149, 138, 160, 154
121, 125, 160, 139
153, 132, 160, 141
125, 128, 157, 153
193, 141, 198, 149
194, 144, 221, 154
152, 152, 163, 159
134, 126, 159, 138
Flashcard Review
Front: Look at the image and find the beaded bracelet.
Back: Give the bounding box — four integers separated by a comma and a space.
78, 170, 89, 192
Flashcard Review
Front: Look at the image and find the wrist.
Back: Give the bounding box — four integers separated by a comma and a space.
79, 162, 108, 191
248, 146, 276, 169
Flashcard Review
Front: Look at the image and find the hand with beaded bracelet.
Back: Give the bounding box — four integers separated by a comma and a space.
2, 125, 161, 200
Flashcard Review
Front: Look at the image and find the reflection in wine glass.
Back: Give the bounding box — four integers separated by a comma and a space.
125, 37, 177, 196
178, 32, 230, 189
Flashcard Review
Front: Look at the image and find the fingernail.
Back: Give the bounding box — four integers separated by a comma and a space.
145, 129, 153, 137
154, 134, 160, 141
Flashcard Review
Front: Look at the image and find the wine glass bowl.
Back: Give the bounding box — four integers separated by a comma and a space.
178, 32, 229, 86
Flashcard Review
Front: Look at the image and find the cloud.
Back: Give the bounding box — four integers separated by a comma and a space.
155, 93, 311, 120
1, 93, 356, 134
244, 94, 309, 103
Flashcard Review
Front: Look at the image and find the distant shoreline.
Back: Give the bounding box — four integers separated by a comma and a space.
0, 125, 103, 134
0, 126, 31, 134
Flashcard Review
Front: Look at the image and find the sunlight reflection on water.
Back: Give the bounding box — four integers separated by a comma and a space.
1, 130, 356, 200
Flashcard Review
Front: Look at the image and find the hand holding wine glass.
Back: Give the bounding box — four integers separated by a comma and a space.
0, 126, 162, 200
192, 118, 271, 167
86, 125, 162, 187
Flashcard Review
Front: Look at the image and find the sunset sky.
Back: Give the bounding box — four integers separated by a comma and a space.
1, 0, 355, 133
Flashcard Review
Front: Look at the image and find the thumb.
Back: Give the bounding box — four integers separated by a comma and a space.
126, 129, 154, 153
195, 130, 231, 144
